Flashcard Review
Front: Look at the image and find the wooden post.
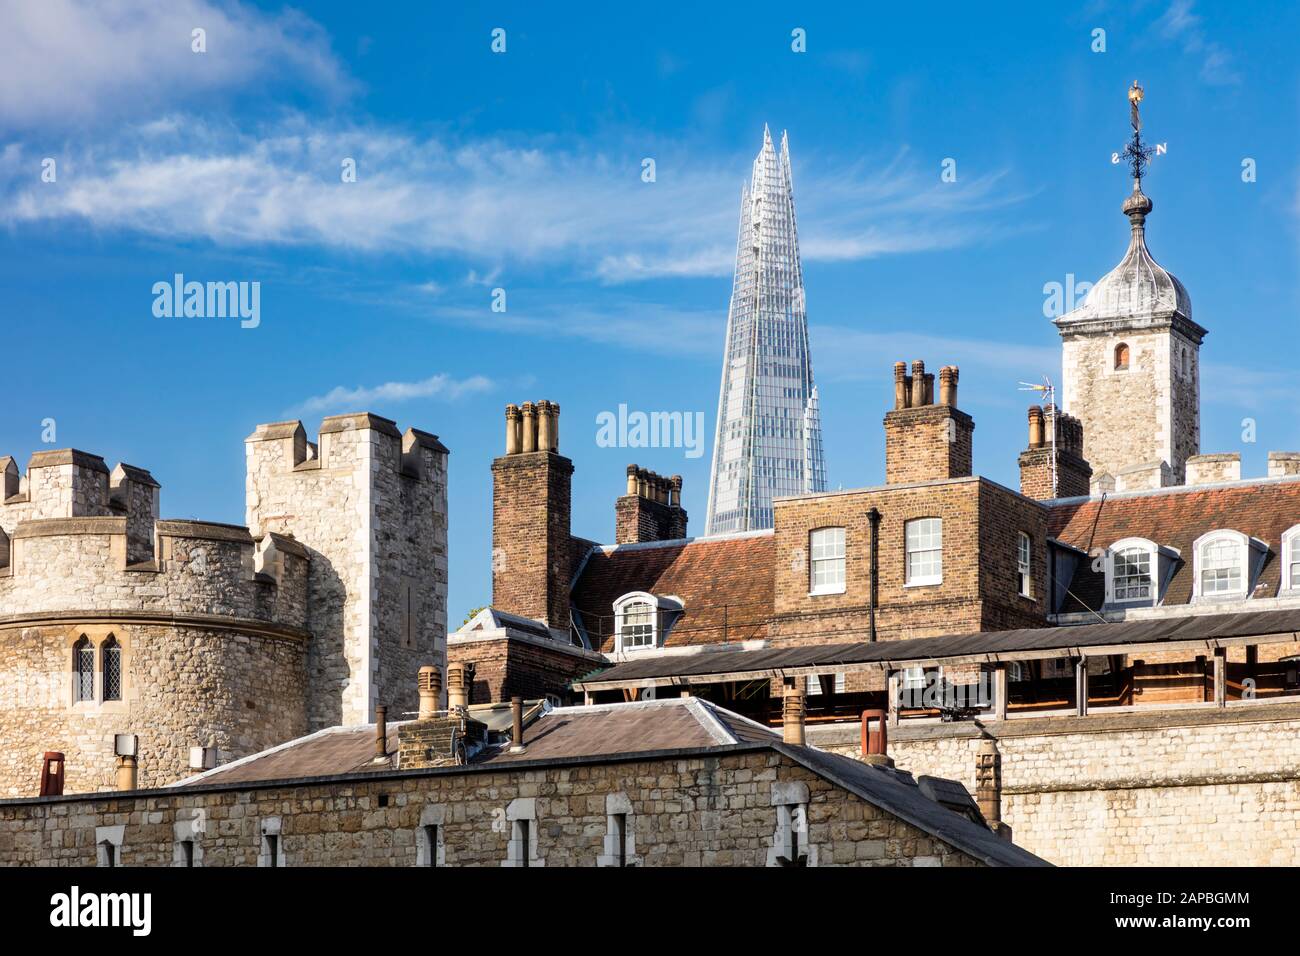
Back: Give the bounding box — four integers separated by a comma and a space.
886, 670, 900, 728
993, 663, 1008, 721
1074, 657, 1088, 717
1214, 647, 1227, 708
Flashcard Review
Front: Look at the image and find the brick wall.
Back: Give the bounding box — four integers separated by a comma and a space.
447, 634, 603, 704
883, 406, 974, 485
491, 452, 574, 631
614, 495, 687, 545
0, 749, 986, 867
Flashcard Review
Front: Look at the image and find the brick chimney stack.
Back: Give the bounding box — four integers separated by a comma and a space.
1018, 404, 1092, 500
614, 465, 688, 544
884, 360, 974, 484
492, 400, 574, 631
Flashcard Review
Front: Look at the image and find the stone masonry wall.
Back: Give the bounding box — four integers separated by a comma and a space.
0, 750, 985, 867
246, 415, 448, 731
812, 702, 1300, 866
0, 622, 307, 797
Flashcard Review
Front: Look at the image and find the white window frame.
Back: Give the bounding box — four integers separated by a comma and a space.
1105, 538, 1160, 607
1017, 532, 1033, 598
612, 592, 682, 655
808, 527, 846, 596
1282, 525, 1300, 594
1191, 529, 1266, 602
805, 673, 846, 696
904, 518, 943, 587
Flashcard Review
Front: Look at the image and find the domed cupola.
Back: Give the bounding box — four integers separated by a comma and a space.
1057, 183, 1195, 328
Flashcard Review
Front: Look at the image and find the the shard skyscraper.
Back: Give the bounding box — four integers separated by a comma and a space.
704, 127, 827, 535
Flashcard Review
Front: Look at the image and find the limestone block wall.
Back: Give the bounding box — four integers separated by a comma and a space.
245, 414, 448, 730
812, 702, 1300, 866
0, 622, 307, 797
0, 521, 307, 629
0, 750, 985, 867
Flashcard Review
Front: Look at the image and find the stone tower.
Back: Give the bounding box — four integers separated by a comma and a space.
245, 413, 449, 730
1055, 92, 1206, 492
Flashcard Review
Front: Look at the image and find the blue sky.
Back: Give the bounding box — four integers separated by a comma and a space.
2, 0, 1297, 624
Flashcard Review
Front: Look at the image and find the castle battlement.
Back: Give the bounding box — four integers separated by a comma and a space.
0, 515, 309, 632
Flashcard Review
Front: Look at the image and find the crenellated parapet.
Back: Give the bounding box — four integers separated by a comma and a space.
0, 516, 309, 633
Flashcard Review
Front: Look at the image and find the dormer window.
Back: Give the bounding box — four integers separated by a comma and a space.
612, 592, 682, 654
1114, 343, 1130, 370
1104, 537, 1179, 608
1192, 530, 1266, 602
1282, 526, 1300, 594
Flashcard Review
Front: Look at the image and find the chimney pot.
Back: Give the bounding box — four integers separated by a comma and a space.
417, 664, 443, 720
893, 362, 908, 409
782, 689, 807, 746
537, 400, 555, 452
939, 366, 959, 407
910, 360, 927, 407
446, 662, 469, 713
504, 404, 521, 456
1027, 406, 1045, 448
625, 464, 638, 496
115, 754, 138, 791
510, 695, 526, 753
39, 751, 65, 797
520, 402, 537, 453
375, 704, 388, 758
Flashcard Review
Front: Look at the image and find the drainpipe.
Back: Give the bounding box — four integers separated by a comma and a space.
867, 508, 881, 642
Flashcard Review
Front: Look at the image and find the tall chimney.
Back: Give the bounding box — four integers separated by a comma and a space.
417, 665, 442, 719
491, 398, 575, 630
884, 359, 974, 484
510, 696, 526, 753
782, 689, 807, 746
375, 704, 388, 759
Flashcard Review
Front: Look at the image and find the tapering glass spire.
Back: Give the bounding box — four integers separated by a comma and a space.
704, 127, 827, 535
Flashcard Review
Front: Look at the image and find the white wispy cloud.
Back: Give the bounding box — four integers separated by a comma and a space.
1155, 0, 1241, 87
291, 373, 494, 416
0, 0, 349, 128
0, 119, 1029, 283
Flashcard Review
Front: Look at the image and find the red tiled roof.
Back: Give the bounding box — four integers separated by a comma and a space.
570, 534, 775, 652
1049, 479, 1300, 610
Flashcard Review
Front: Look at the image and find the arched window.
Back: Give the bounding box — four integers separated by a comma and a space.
612, 592, 682, 653
1114, 343, 1130, 370
73, 636, 94, 702
1192, 530, 1261, 601
102, 635, 122, 702
1107, 539, 1157, 604
1282, 526, 1300, 593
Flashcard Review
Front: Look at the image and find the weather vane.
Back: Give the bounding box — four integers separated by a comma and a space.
1119, 81, 1158, 187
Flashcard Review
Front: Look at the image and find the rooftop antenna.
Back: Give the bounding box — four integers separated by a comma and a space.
1018, 376, 1057, 497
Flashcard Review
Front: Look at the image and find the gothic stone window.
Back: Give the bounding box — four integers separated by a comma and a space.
1114, 342, 1130, 370
73, 636, 94, 703
102, 635, 122, 702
